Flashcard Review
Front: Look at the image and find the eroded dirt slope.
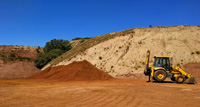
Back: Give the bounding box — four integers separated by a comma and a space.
0, 45, 42, 79
47, 26, 200, 77
0, 45, 42, 64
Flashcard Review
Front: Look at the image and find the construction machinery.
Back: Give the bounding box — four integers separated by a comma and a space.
144, 50, 196, 84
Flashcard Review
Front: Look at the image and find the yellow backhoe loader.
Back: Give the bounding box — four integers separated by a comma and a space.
144, 50, 196, 84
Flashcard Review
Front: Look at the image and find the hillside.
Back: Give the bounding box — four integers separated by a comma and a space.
0, 45, 43, 65
43, 25, 200, 77
0, 45, 42, 78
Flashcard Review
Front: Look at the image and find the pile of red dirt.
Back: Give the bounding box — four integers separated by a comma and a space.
0, 62, 40, 79
183, 63, 200, 83
29, 60, 113, 81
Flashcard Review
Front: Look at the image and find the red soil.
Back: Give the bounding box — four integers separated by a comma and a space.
29, 60, 113, 81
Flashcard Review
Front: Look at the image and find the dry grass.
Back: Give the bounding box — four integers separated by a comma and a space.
49, 28, 135, 65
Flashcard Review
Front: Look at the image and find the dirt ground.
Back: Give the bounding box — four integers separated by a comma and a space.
0, 78, 200, 107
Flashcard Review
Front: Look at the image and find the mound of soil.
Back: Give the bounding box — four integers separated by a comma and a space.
183, 63, 200, 83
29, 60, 113, 81
0, 62, 40, 79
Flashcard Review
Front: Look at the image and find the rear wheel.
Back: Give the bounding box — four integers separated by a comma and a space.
176, 75, 185, 83
154, 70, 167, 82
152, 76, 156, 81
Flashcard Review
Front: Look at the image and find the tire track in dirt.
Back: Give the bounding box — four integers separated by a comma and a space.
73, 93, 106, 106
99, 93, 120, 107
95, 94, 135, 107
66, 93, 101, 106
111, 94, 128, 106
113, 95, 137, 107
123, 96, 136, 107
67, 93, 139, 107
103, 94, 125, 107
132, 99, 142, 107
142, 99, 167, 107
85, 93, 112, 106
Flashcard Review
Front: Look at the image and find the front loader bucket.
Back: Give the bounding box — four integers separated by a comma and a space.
184, 76, 196, 84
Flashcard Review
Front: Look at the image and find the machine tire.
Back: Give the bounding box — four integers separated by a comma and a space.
176, 75, 185, 83
171, 77, 176, 81
154, 70, 167, 82
152, 77, 156, 81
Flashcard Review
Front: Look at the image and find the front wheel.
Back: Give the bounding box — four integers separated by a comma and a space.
176, 75, 185, 83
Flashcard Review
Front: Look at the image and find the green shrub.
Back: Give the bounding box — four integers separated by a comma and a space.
142, 62, 145, 65
1, 53, 6, 57
80, 39, 85, 43
9, 58, 15, 61
34, 39, 72, 69
138, 41, 142, 44
83, 37, 91, 39
191, 52, 195, 55
72, 37, 91, 42
36, 46, 41, 53
72, 38, 83, 40
10, 53, 15, 57
43, 39, 71, 53
196, 51, 200, 54
99, 56, 102, 60
34, 49, 63, 69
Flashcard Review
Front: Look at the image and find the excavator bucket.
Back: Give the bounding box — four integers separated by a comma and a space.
184, 75, 196, 84
173, 66, 196, 84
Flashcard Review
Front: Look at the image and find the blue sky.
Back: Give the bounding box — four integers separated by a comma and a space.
0, 0, 200, 47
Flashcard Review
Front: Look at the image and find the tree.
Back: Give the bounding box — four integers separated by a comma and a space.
34, 39, 72, 69
43, 39, 72, 53
34, 49, 64, 69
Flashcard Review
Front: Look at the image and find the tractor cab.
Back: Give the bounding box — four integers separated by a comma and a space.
153, 56, 171, 71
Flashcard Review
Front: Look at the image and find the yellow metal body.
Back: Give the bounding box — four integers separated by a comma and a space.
172, 66, 192, 78
144, 50, 196, 83
151, 64, 192, 78
151, 56, 193, 82
151, 66, 169, 77
145, 51, 150, 65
